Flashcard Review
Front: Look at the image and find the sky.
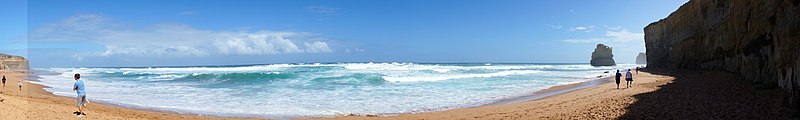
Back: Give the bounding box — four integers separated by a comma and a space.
1, 0, 688, 67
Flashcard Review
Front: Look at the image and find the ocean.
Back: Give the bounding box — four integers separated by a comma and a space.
31, 62, 640, 118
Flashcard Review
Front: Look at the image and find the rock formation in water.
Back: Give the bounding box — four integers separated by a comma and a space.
636, 52, 647, 64
645, 0, 800, 110
0, 53, 28, 71
590, 44, 615, 66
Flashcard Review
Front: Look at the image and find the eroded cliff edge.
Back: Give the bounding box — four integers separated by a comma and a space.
645, 0, 800, 110
0, 53, 28, 71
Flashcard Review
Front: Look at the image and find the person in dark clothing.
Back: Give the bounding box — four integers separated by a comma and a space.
2, 75, 5, 92
626, 69, 634, 88
615, 70, 622, 89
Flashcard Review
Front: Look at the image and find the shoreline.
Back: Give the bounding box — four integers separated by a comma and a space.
0, 71, 259, 120
18, 68, 629, 119
12, 68, 788, 119
314, 69, 791, 119
312, 71, 621, 119
29, 71, 280, 119
322, 73, 620, 118
487, 74, 613, 106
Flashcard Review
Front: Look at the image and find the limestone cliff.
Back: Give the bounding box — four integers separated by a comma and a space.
0, 53, 28, 71
645, 0, 800, 109
590, 44, 615, 66
636, 52, 647, 64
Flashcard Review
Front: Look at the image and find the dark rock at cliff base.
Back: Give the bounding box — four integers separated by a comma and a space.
636, 52, 647, 64
0, 53, 28, 71
645, 0, 800, 110
590, 44, 615, 66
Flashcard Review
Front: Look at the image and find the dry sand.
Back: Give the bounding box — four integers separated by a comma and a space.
314, 69, 793, 120
0, 71, 259, 120
1, 69, 792, 120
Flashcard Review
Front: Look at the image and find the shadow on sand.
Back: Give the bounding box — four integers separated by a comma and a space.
618, 69, 796, 119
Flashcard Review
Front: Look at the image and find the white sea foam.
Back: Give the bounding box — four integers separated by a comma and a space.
32, 63, 642, 118
147, 74, 187, 80
381, 70, 542, 82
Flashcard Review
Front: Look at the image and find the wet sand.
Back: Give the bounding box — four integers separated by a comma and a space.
3, 69, 793, 119
313, 69, 793, 119
0, 71, 260, 120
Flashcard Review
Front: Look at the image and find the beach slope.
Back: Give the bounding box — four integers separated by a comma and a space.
0, 72, 258, 120
316, 69, 790, 119
3, 69, 790, 119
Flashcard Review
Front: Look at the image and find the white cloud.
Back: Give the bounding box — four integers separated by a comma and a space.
102, 45, 208, 56
178, 11, 199, 15
29, 14, 117, 42
547, 24, 563, 29
344, 48, 365, 53
305, 6, 341, 15
562, 29, 644, 44
303, 41, 334, 53
567, 25, 595, 32
214, 33, 306, 55
29, 14, 335, 57
606, 29, 644, 42
604, 25, 622, 30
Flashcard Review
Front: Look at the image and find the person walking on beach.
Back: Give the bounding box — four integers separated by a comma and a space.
18, 80, 23, 91
1, 74, 4, 101
615, 70, 622, 89
73, 73, 88, 116
625, 69, 633, 88
2, 74, 6, 90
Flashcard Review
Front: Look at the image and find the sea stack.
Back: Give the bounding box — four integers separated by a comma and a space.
644, 0, 800, 110
590, 44, 615, 66
635, 52, 646, 64
0, 53, 28, 71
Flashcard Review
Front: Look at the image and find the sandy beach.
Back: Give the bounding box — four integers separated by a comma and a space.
315, 69, 793, 119
2, 69, 793, 120
0, 71, 257, 120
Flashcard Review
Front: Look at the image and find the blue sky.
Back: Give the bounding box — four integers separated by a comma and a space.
1, 0, 687, 67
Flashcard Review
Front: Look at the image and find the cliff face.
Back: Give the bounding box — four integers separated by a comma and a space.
636, 52, 647, 64
0, 53, 28, 71
590, 44, 616, 66
645, 0, 800, 109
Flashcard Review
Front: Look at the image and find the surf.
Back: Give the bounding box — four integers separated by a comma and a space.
31, 63, 639, 118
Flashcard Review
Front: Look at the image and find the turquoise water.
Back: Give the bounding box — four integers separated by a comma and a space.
32, 63, 639, 118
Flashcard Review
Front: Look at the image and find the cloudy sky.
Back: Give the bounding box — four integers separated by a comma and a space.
1, 0, 687, 67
